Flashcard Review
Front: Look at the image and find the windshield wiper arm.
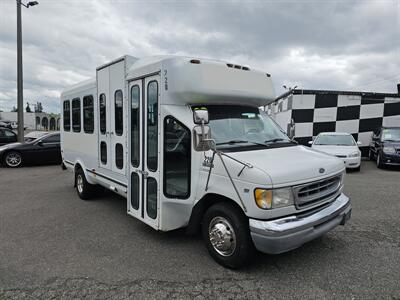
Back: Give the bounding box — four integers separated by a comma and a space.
216, 140, 270, 148
264, 138, 287, 144
216, 140, 249, 146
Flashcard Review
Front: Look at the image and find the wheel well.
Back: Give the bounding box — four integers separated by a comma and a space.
186, 193, 244, 236
73, 163, 83, 187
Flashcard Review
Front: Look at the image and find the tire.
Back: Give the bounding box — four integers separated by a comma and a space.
202, 202, 255, 269
75, 168, 97, 200
4, 151, 23, 168
369, 149, 375, 161
376, 152, 384, 169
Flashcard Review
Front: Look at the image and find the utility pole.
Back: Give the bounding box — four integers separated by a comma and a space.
16, 0, 38, 142
16, 0, 23, 142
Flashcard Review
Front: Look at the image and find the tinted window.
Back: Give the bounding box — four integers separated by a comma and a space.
4, 130, 16, 137
63, 100, 70, 131
115, 90, 123, 136
131, 173, 139, 210
99, 94, 106, 134
42, 134, 60, 143
72, 98, 81, 132
115, 143, 123, 169
147, 177, 157, 219
83, 95, 94, 133
131, 85, 140, 167
147, 81, 158, 171
100, 141, 107, 164
164, 117, 191, 199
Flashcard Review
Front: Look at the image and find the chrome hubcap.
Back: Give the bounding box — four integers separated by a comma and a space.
209, 217, 236, 257
6, 153, 21, 167
77, 175, 84, 193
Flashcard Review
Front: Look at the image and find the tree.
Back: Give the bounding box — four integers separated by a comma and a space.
26, 102, 32, 113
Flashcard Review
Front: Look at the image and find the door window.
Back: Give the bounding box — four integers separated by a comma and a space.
147, 81, 158, 171
164, 117, 191, 199
63, 100, 70, 131
72, 98, 81, 132
100, 141, 107, 164
4, 130, 16, 138
147, 177, 157, 219
131, 173, 139, 210
131, 85, 140, 167
99, 94, 106, 134
83, 95, 94, 133
115, 90, 123, 136
42, 134, 60, 144
115, 143, 123, 169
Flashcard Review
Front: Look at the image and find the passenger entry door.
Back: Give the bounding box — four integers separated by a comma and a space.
128, 75, 160, 229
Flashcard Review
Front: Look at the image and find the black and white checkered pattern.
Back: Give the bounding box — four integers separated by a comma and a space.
268, 91, 400, 156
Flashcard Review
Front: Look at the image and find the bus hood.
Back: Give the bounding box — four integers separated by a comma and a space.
227, 145, 345, 186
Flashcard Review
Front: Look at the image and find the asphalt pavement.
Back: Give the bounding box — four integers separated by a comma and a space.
0, 161, 399, 299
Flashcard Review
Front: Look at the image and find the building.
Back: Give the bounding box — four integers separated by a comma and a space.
0, 111, 60, 131
267, 86, 400, 156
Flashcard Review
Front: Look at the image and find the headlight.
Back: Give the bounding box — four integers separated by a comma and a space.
348, 152, 359, 158
383, 146, 395, 154
254, 187, 294, 209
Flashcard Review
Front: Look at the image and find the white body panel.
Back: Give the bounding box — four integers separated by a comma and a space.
61, 55, 346, 233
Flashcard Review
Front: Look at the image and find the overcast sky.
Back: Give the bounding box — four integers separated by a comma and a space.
0, 0, 399, 113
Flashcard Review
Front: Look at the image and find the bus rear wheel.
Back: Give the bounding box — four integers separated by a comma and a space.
75, 168, 96, 200
202, 202, 254, 269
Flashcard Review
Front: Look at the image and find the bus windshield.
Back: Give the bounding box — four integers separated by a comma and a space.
203, 105, 291, 150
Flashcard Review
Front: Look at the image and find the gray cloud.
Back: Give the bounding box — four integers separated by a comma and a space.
0, 0, 399, 113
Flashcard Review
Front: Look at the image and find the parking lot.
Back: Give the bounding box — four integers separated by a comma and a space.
0, 162, 399, 299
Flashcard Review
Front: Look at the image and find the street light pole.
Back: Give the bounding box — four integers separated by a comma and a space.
16, 0, 24, 142
16, 0, 38, 142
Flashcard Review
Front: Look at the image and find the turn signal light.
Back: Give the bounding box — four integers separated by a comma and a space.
254, 189, 272, 209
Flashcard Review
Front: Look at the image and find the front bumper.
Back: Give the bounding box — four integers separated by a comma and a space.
342, 156, 361, 168
381, 152, 400, 165
249, 193, 351, 254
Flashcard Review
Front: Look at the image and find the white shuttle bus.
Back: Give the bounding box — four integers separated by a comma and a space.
61, 55, 351, 268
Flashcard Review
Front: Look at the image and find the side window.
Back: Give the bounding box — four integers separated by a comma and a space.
147, 81, 158, 171
72, 98, 81, 132
131, 85, 140, 167
164, 117, 191, 199
115, 143, 123, 169
4, 130, 16, 137
0, 129, 5, 137
100, 141, 107, 164
42, 134, 60, 143
83, 95, 94, 133
115, 90, 123, 136
99, 94, 106, 134
63, 100, 70, 131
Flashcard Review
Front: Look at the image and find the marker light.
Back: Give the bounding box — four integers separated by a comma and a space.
254, 189, 272, 209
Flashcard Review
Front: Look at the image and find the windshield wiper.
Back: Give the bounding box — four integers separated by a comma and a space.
384, 139, 400, 142
216, 140, 249, 146
264, 138, 288, 144
216, 140, 270, 147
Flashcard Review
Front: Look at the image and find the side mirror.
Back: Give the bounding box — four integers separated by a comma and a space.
357, 141, 362, 145
286, 119, 295, 139
193, 126, 212, 151
193, 108, 209, 125
37, 141, 44, 146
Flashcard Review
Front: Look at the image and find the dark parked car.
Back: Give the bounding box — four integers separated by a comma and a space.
0, 121, 12, 130
369, 127, 400, 168
0, 132, 61, 168
0, 128, 18, 146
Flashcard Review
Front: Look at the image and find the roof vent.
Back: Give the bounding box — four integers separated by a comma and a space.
242, 66, 250, 71
234, 65, 241, 69
190, 59, 201, 64
227, 63, 234, 68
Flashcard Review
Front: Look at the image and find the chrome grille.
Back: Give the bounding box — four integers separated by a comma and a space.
293, 174, 342, 208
